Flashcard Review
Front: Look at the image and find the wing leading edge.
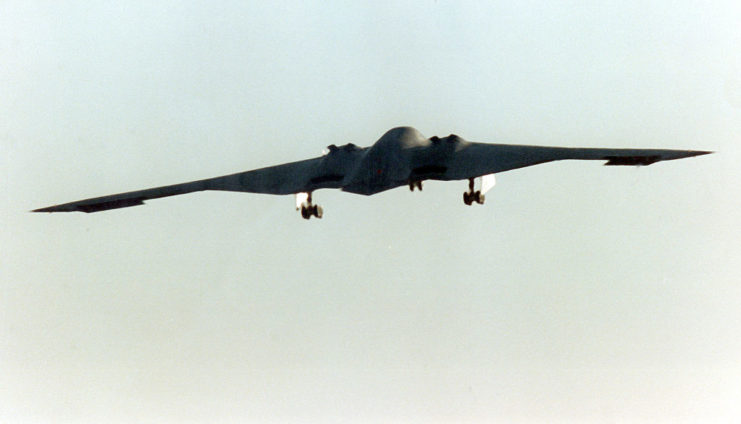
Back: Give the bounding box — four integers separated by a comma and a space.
33, 157, 328, 213
443, 143, 711, 181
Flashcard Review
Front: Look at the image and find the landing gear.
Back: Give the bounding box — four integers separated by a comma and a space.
463, 178, 485, 205
462, 191, 484, 205
297, 192, 323, 220
300, 204, 322, 219
409, 180, 423, 191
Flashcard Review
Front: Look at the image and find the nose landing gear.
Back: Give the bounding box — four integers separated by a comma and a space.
408, 180, 423, 191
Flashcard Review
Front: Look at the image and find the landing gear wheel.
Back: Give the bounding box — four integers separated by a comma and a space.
298, 191, 323, 220
474, 191, 485, 204
463, 192, 473, 205
300, 204, 323, 219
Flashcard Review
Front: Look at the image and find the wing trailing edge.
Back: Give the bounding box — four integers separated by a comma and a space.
601, 150, 712, 166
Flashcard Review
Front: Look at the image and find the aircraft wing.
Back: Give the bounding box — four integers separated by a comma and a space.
33, 157, 329, 213
443, 143, 712, 180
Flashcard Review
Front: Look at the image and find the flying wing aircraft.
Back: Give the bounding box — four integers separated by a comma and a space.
33, 126, 711, 219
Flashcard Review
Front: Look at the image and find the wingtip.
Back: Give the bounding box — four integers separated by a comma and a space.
667, 150, 713, 163
693, 150, 714, 156
31, 205, 77, 213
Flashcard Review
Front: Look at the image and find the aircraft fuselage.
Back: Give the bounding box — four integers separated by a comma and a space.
319, 127, 468, 195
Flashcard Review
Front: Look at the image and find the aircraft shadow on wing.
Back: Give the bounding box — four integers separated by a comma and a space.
33, 126, 711, 219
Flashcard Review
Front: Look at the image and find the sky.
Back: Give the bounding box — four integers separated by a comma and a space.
2, 1, 740, 422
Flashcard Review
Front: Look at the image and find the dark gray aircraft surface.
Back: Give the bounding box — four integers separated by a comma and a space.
34, 126, 711, 219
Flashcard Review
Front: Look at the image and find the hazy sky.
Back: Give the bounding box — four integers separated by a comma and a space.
2, 1, 740, 422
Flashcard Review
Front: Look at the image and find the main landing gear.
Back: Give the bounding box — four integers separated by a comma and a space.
463, 178, 485, 205
408, 180, 423, 191
296, 192, 323, 220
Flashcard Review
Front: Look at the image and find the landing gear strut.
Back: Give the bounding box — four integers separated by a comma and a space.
463, 178, 485, 205
408, 180, 423, 191
297, 192, 323, 220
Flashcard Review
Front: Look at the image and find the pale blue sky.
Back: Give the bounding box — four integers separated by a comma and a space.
2, 1, 740, 422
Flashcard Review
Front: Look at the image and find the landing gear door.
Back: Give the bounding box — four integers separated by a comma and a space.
481, 173, 496, 194
295, 192, 309, 210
